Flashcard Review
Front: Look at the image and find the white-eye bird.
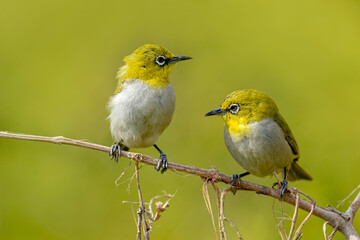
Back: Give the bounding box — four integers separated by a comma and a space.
108, 44, 191, 173
205, 89, 312, 196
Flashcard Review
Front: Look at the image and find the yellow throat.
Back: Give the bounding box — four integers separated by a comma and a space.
207, 90, 279, 137
115, 44, 191, 92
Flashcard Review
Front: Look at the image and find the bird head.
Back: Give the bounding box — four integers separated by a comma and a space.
205, 89, 279, 135
117, 44, 191, 88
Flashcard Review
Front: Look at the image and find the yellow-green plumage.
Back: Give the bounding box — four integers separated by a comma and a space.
220, 90, 279, 136
206, 89, 312, 181
115, 44, 176, 93
108, 44, 191, 172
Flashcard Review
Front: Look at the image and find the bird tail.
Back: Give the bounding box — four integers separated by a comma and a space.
287, 161, 312, 181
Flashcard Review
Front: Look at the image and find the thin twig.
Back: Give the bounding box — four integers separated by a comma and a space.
288, 193, 300, 240
202, 181, 219, 240
288, 187, 315, 239
148, 192, 175, 221
126, 171, 138, 227
278, 226, 287, 240
115, 160, 132, 187
135, 163, 149, 240
294, 196, 315, 239
345, 190, 360, 221
218, 187, 227, 240
218, 187, 243, 240
224, 217, 243, 240
323, 221, 338, 240
210, 182, 223, 240
280, 200, 287, 238
337, 185, 360, 208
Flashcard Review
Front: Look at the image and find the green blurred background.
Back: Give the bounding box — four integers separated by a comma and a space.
1, 0, 360, 239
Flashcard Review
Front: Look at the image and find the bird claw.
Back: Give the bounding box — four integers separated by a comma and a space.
230, 174, 241, 195
110, 143, 121, 163
272, 180, 288, 198
279, 179, 288, 198
231, 174, 241, 187
155, 152, 168, 174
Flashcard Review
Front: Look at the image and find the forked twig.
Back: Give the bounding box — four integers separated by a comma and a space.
291, 188, 315, 239
288, 193, 300, 240
202, 181, 219, 240
323, 221, 338, 240
219, 187, 243, 240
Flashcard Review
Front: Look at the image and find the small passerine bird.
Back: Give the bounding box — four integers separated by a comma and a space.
108, 44, 191, 173
205, 89, 312, 196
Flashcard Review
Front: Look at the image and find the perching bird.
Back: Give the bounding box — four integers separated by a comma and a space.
108, 44, 191, 173
205, 89, 312, 196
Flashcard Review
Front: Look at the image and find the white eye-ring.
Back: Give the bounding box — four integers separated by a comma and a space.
229, 104, 240, 114
155, 56, 166, 66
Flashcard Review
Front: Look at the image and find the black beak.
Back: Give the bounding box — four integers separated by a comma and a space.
168, 55, 192, 63
204, 107, 226, 117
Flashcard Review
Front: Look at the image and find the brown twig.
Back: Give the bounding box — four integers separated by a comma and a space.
219, 187, 243, 240
147, 193, 174, 222
292, 188, 315, 239
210, 181, 224, 240
218, 187, 227, 240
345, 190, 360, 221
1, 131, 359, 240
323, 221, 338, 240
202, 181, 219, 239
338, 185, 360, 208
288, 193, 300, 240
135, 162, 149, 240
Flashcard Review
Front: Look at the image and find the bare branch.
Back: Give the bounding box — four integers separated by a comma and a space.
1, 131, 359, 240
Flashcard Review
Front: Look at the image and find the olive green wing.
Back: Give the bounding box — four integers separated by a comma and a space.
273, 113, 312, 181
273, 113, 299, 158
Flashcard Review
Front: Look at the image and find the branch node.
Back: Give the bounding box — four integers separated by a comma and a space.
327, 206, 351, 221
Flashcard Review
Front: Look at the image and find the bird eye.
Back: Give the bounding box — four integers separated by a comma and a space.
229, 104, 240, 114
155, 56, 166, 66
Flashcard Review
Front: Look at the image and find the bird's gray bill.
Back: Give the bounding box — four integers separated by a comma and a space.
204, 107, 226, 117
168, 55, 192, 63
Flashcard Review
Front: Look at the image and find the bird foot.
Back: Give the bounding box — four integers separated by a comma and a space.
110, 142, 121, 163
231, 174, 241, 187
155, 152, 168, 174
230, 172, 250, 194
272, 179, 288, 198
230, 174, 241, 195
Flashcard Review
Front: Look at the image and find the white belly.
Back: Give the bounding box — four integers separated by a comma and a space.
224, 118, 293, 177
108, 79, 175, 148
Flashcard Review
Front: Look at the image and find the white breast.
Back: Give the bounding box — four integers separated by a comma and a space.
224, 118, 293, 177
108, 79, 175, 148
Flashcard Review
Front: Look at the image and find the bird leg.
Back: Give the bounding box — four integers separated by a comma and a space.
153, 144, 168, 174
272, 167, 288, 198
